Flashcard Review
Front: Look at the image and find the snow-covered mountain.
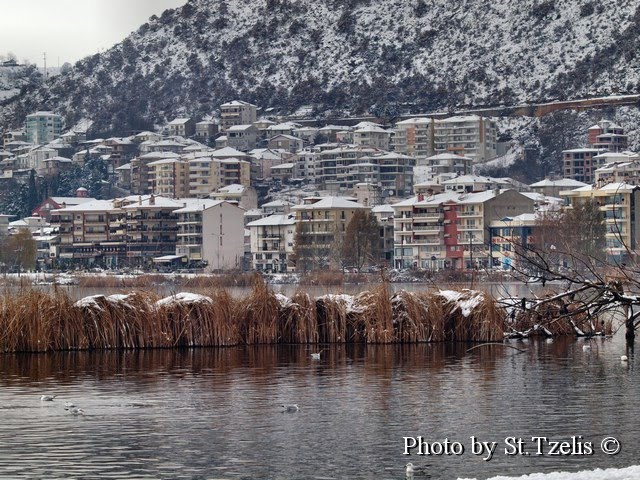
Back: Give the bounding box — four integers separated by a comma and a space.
2, 0, 640, 134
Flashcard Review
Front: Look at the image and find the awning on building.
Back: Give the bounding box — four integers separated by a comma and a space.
152, 254, 186, 263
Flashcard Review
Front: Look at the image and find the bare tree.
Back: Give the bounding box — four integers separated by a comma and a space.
342, 210, 381, 272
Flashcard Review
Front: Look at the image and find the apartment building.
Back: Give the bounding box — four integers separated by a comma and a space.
194, 121, 218, 141
130, 151, 181, 195
246, 213, 296, 272
561, 183, 640, 262
187, 155, 251, 197
174, 200, 245, 270
433, 115, 497, 163
147, 158, 190, 198
588, 120, 628, 152
291, 196, 369, 270
593, 152, 640, 187
25, 111, 63, 145
316, 145, 414, 195
353, 125, 391, 150
562, 148, 607, 184
488, 213, 538, 270
220, 100, 257, 132
413, 153, 473, 185
392, 190, 535, 270
392, 118, 434, 158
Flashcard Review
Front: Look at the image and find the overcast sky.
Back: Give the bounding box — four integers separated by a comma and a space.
0, 0, 186, 67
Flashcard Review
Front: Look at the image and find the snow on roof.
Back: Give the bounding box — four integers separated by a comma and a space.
562, 148, 606, 153
262, 200, 294, 207
425, 153, 473, 161
441, 175, 508, 184
167, 118, 191, 125
269, 134, 301, 141
435, 114, 483, 123
148, 158, 185, 166
122, 196, 187, 209
43, 156, 72, 163
246, 214, 296, 227
529, 178, 588, 188
291, 197, 367, 210
217, 184, 246, 194
55, 199, 115, 212
588, 124, 601, 130
271, 162, 295, 170
115, 163, 132, 170
50, 196, 96, 206
173, 199, 226, 213
151, 140, 186, 148
221, 100, 256, 107
210, 146, 247, 158
139, 151, 180, 160
354, 125, 389, 134
371, 204, 394, 213
227, 124, 255, 132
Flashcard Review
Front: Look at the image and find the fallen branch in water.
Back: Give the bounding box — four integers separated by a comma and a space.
466, 342, 527, 353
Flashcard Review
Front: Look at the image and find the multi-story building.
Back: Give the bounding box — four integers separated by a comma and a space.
593, 152, 640, 187
246, 213, 296, 273
488, 213, 538, 270
316, 146, 414, 195
371, 204, 395, 266
392, 118, 434, 158
130, 151, 181, 195
588, 120, 628, 152
167, 118, 195, 138
194, 121, 218, 141
433, 115, 497, 163
220, 100, 257, 132
529, 178, 588, 198
562, 148, 607, 184
226, 124, 259, 151
413, 153, 473, 185
353, 125, 391, 150
147, 158, 190, 198
561, 183, 640, 262
392, 190, 535, 270
174, 200, 245, 270
25, 111, 63, 145
291, 196, 369, 270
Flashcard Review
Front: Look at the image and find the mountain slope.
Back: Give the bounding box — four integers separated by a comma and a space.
2, 0, 640, 134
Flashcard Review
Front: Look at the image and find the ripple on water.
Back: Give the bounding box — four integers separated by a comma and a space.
0, 338, 636, 478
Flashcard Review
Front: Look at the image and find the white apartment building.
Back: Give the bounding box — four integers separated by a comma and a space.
353, 125, 391, 150
246, 213, 296, 273
433, 115, 497, 163
174, 200, 245, 271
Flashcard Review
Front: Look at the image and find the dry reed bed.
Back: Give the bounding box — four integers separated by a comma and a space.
0, 282, 563, 353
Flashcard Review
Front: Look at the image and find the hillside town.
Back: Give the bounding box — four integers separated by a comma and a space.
0, 101, 636, 274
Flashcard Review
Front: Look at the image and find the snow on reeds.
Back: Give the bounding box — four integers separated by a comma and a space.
0, 281, 530, 353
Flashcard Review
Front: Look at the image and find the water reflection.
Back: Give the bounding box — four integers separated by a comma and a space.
0, 336, 636, 479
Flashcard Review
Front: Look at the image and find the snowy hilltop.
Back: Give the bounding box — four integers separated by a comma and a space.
2, 0, 640, 134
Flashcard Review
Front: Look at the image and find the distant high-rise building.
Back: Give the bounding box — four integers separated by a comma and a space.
25, 111, 63, 145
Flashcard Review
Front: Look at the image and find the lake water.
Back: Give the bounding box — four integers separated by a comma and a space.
0, 334, 636, 479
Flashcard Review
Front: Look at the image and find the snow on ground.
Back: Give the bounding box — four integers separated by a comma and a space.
459, 465, 640, 480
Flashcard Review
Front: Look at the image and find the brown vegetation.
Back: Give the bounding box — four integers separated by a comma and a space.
0, 279, 600, 353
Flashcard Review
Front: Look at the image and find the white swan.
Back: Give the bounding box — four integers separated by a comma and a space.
40, 395, 56, 401
67, 407, 85, 415
311, 352, 321, 360
621, 355, 629, 362
406, 462, 424, 476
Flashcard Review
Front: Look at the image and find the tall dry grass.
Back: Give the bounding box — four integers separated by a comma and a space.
0, 278, 590, 353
